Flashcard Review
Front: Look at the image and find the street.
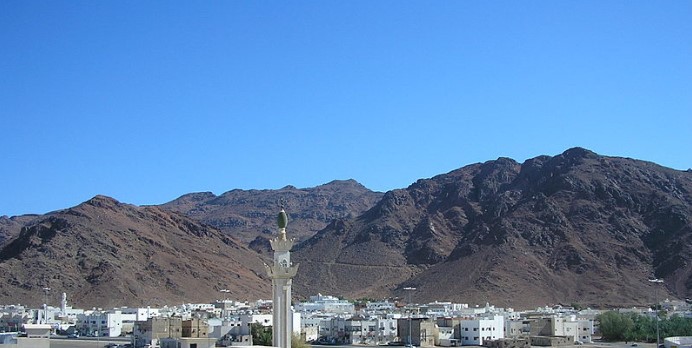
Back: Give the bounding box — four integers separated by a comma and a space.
50, 337, 130, 348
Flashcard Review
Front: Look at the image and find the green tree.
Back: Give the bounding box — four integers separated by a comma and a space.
628, 312, 654, 342
598, 311, 634, 341
251, 326, 312, 348
662, 314, 692, 338
599, 311, 692, 343
251, 323, 273, 346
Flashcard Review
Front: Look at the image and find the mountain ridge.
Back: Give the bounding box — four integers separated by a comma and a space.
292, 148, 691, 308
0, 148, 689, 308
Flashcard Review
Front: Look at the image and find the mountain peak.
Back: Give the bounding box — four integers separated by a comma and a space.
83, 195, 121, 208
560, 147, 598, 160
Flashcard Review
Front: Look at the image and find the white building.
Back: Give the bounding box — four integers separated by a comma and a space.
664, 337, 692, 348
295, 294, 354, 314
459, 315, 505, 346
421, 302, 456, 316
55, 293, 84, 325
239, 311, 301, 335
319, 316, 348, 343
206, 317, 251, 345
301, 314, 329, 342
575, 318, 594, 343
120, 307, 160, 322
376, 316, 399, 344
345, 316, 378, 345
365, 300, 396, 313
239, 313, 273, 327
551, 316, 579, 341
76, 310, 123, 337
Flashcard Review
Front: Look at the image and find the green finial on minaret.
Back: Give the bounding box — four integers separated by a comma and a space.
277, 209, 288, 229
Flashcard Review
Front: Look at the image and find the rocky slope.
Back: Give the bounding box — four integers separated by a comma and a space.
292, 148, 691, 308
0, 215, 37, 245
159, 179, 383, 247
0, 195, 271, 308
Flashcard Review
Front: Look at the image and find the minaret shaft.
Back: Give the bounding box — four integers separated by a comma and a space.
266, 210, 299, 348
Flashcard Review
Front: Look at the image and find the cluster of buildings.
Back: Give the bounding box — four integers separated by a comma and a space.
1, 293, 691, 348
296, 296, 598, 347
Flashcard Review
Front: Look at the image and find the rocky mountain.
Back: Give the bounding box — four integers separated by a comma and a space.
0, 195, 271, 308
159, 179, 383, 247
292, 148, 691, 308
0, 148, 689, 309
0, 215, 38, 245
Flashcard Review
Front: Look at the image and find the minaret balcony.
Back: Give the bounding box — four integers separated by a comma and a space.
265, 263, 300, 279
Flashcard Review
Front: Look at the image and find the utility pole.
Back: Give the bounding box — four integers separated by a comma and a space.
42, 287, 51, 325
404, 287, 416, 347
649, 278, 664, 347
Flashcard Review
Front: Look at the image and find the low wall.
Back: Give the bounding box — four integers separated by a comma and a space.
530, 335, 575, 346
483, 337, 531, 348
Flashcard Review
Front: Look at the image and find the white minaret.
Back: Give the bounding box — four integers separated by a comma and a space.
265, 209, 299, 348
61, 293, 67, 316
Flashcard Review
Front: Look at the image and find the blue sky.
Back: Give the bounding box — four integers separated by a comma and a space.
1, 1, 691, 217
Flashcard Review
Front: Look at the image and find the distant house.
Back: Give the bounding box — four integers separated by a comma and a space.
528, 316, 593, 343
504, 319, 531, 338
207, 317, 252, 345
133, 317, 183, 348
76, 310, 123, 337
295, 294, 355, 314
458, 315, 505, 346
0, 313, 26, 333
182, 318, 210, 338
3, 324, 52, 348
344, 316, 378, 344
397, 317, 438, 347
